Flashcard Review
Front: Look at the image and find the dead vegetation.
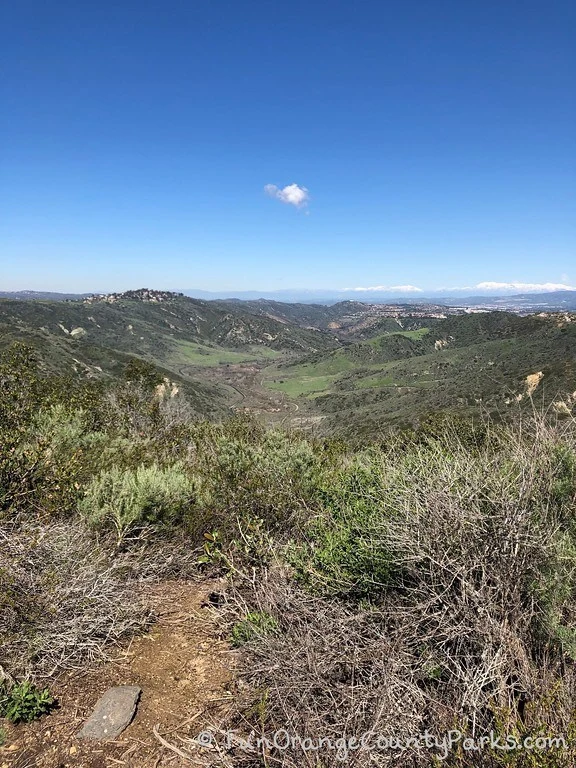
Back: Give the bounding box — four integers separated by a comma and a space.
0, 518, 203, 684
210, 417, 576, 767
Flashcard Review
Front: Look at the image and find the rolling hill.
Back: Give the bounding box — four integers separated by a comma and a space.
0, 290, 338, 419
0, 290, 338, 372
262, 311, 576, 435
1, 292, 575, 435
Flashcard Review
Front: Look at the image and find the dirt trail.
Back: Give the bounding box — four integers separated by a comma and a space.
1, 579, 238, 768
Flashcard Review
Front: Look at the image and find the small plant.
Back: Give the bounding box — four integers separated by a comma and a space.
0, 726, 6, 746
198, 530, 224, 565
232, 516, 274, 565
0, 681, 55, 724
231, 611, 279, 647
243, 687, 270, 726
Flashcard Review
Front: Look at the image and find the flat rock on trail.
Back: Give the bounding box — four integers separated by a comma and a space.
77, 686, 142, 740
1, 579, 238, 768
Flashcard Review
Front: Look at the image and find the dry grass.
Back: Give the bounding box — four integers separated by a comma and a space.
0, 518, 201, 683
218, 572, 576, 766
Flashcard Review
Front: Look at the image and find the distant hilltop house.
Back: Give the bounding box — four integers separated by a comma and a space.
82, 288, 183, 304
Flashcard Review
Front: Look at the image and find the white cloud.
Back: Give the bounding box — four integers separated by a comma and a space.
475, 281, 575, 292
264, 183, 309, 208
348, 285, 424, 293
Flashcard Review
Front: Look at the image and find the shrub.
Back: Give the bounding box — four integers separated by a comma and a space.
290, 456, 394, 599
0, 343, 49, 433
101, 381, 163, 438
0, 519, 151, 679
226, 418, 576, 767
1, 404, 125, 517
79, 462, 199, 544
0, 343, 104, 435
1, 405, 95, 517
550, 443, 576, 506
122, 358, 165, 389
195, 425, 326, 534
0, 681, 55, 723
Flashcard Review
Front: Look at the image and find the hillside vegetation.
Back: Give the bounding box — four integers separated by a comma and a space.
3, 294, 575, 438
0, 290, 336, 384
1, 334, 576, 765
264, 311, 576, 435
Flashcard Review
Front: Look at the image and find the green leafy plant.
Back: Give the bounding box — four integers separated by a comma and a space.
231, 515, 274, 566
0, 681, 55, 724
197, 529, 224, 564
79, 462, 198, 545
289, 459, 394, 599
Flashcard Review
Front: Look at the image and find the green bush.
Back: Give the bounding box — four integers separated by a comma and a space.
290, 419, 576, 620
79, 462, 199, 544
289, 456, 393, 599
0, 343, 104, 435
0, 343, 60, 434
196, 425, 326, 533
0, 403, 163, 518
0, 681, 55, 724
550, 443, 576, 506
1, 405, 97, 516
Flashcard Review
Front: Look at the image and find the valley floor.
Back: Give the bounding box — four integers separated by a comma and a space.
185, 361, 323, 429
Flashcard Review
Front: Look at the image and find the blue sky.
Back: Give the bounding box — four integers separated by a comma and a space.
1, 0, 574, 294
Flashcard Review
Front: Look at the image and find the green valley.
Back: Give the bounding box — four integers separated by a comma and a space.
1, 290, 575, 435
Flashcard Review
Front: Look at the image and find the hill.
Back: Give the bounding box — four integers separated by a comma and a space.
1, 293, 575, 434
262, 311, 576, 435
0, 291, 340, 412
216, 298, 447, 339
213, 298, 367, 328
0, 290, 88, 301
0, 291, 339, 420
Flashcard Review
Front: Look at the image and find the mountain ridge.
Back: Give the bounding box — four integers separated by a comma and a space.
3, 287, 576, 310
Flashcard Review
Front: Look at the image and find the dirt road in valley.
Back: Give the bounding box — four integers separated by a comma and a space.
179, 362, 303, 422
